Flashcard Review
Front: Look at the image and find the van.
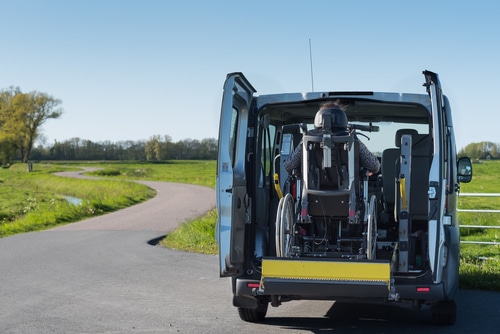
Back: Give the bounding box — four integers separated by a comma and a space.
216, 70, 472, 326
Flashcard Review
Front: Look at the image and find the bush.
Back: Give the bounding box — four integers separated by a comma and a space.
93, 168, 121, 176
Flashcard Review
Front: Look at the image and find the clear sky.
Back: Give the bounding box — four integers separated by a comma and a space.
1, 0, 499, 150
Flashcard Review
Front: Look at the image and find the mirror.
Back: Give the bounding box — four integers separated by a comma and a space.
457, 157, 472, 183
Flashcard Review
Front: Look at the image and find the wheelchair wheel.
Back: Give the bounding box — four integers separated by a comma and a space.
275, 196, 284, 257
366, 194, 378, 260
275, 194, 295, 257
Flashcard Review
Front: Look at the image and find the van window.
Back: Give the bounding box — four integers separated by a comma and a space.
259, 124, 276, 187
281, 133, 295, 156
229, 107, 238, 166
358, 122, 429, 156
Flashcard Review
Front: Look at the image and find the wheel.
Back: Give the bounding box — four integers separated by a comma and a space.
275, 196, 284, 257
275, 194, 295, 257
366, 194, 378, 260
431, 300, 457, 326
279, 194, 295, 257
237, 300, 269, 322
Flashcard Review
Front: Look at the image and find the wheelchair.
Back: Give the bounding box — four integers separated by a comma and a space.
275, 125, 378, 260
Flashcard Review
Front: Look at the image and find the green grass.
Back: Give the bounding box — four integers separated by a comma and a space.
0, 163, 156, 236
0, 161, 215, 238
161, 208, 218, 254
457, 160, 500, 291
72, 160, 216, 188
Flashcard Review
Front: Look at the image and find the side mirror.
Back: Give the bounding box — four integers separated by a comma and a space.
457, 157, 472, 183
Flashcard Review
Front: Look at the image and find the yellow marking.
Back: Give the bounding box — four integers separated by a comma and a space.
400, 176, 407, 211
274, 173, 283, 199
262, 259, 390, 283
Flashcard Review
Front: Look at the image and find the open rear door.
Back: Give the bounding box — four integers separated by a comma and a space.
424, 70, 447, 283
216, 72, 256, 277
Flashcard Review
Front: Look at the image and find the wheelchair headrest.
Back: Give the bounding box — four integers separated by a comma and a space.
314, 108, 348, 131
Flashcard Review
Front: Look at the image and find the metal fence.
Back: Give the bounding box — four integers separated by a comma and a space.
458, 193, 500, 246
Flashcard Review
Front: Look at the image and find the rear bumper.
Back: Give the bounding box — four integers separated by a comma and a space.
234, 277, 446, 305
392, 279, 445, 302
262, 278, 389, 298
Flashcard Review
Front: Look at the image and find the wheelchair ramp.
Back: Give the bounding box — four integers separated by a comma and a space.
261, 258, 391, 298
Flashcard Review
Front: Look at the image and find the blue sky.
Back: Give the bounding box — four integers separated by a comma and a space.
1, 0, 499, 150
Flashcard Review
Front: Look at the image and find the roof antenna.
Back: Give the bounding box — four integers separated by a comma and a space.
309, 38, 315, 92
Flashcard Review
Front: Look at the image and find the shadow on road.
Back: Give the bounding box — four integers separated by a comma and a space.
259, 301, 431, 334
147, 235, 166, 246
250, 289, 500, 334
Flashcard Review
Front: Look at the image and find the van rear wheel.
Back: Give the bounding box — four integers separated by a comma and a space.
431, 300, 456, 325
237, 300, 269, 322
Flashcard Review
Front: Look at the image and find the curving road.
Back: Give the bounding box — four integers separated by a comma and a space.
0, 170, 499, 333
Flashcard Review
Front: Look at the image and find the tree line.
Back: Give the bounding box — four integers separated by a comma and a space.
1, 87, 217, 163
33, 138, 489, 162
29, 136, 218, 161
458, 141, 500, 161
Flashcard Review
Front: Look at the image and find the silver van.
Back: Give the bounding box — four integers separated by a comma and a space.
216, 70, 472, 325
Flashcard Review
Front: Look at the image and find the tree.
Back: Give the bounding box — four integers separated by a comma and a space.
16, 91, 63, 162
459, 141, 500, 160
145, 135, 166, 161
0, 88, 23, 163
0, 88, 62, 163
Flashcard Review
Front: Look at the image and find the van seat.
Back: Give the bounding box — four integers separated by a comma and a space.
381, 129, 417, 219
382, 129, 430, 222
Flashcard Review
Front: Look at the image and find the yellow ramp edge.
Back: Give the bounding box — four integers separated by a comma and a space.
262, 259, 390, 283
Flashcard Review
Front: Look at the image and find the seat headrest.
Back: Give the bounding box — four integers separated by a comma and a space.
395, 129, 418, 147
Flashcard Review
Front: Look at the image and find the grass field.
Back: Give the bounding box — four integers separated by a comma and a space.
0, 163, 157, 237
1, 159, 498, 291
456, 160, 500, 290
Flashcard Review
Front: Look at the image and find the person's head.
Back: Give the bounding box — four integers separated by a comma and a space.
313, 100, 348, 131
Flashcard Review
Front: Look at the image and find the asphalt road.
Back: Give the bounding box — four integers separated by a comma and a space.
0, 170, 499, 333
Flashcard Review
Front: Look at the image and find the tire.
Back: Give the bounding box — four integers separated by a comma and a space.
275, 196, 284, 257
237, 300, 269, 322
280, 194, 295, 258
366, 194, 378, 260
431, 300, 457, 326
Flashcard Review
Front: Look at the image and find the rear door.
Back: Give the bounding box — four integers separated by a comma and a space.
424, 70, 447, 283
216, 72, 256, 277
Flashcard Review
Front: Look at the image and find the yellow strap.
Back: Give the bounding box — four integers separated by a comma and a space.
400, 176, 407, 211
274, 173, 283, 199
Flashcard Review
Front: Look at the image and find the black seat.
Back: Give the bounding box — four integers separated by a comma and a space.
381, 129, 430, 222
382, 129, 417, 221
405, 133, 430, 220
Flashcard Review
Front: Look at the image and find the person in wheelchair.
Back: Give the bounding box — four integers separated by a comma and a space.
277, 101, 380, 259
283, 101, 380, 177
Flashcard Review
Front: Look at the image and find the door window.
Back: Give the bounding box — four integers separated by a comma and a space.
260, 124, 276, 187
229, 107, 238, 166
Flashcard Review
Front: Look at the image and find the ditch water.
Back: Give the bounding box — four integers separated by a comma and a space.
62, 196, 83, 206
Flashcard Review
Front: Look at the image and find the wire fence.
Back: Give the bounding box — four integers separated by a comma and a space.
458, 193, 500, 246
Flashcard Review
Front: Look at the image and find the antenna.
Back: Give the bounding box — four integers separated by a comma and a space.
309, 38, 315, 92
